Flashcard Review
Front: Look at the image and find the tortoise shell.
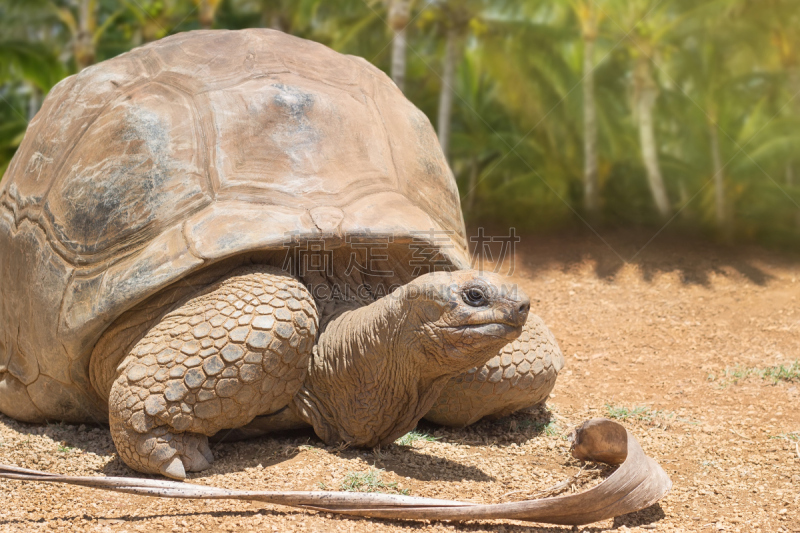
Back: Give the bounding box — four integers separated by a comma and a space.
0, 29, 468, 423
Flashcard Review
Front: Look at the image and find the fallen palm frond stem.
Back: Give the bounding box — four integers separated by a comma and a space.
0, 419, 671, 526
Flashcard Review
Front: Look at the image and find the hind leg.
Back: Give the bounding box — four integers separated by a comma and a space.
424, 313, 564, 427
108, 266, 317, 479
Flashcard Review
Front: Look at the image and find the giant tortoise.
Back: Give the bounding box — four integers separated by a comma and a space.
0, 29, 563, 479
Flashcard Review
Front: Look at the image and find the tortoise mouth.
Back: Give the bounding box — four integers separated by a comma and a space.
445, 322, 522, 340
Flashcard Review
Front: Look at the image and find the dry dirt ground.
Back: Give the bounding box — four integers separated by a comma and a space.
0, 229, 798, 532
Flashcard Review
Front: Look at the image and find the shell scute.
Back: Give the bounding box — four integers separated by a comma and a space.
3, 55, 146, 213
44, 82, 210, 257
204, 77, 394, 203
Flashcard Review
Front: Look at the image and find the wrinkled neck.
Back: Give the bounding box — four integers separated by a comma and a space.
292, 295, 448, 447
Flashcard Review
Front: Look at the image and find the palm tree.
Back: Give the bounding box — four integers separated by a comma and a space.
5, 0, 126, 72
597, 0, 682, 220
631, 41, 670, 218
448, 47, 512, 213
388, 0, 412, 91
682, 11, 741, 239
437, 23, 459, 157
666, 0, 800, 238
572, 0, 603, 218
73, 0, 97, 68
123, 0, 210, 44
474, 5, 593, 223
743, 1, 800, 229
195, 0, 222, 29
55, 0, 125, 70
0, 3, 65, 174
426, 0, 481, 159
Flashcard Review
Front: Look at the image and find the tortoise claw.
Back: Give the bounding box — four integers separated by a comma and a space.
182, 437, 213, 472
161, 456, 186, 480
110, 416, 214, 480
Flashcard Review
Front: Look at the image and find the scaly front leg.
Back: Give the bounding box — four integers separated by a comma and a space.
108, 266, 318, 479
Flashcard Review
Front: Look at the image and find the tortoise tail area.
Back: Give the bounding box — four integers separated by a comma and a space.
0, 210, 104, 424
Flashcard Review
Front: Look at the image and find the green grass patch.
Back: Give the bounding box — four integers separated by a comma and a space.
769, 432, 799, 442
708, 361, 800, 386
604, 404, 670, 422
339, 468, 409, 495
57, 444, 74, 453
394, 430, 440, 446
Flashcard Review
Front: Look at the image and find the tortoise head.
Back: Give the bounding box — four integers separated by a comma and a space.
394, 270, 530, 373
295, 269, 530, 447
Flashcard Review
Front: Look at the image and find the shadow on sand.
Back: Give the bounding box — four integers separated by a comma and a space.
472, 227, 800, 287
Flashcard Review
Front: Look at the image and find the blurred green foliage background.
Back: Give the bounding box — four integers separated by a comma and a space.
1, 0, 800, 244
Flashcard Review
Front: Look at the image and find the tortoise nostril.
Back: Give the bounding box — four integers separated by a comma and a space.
513, 301, 530, 326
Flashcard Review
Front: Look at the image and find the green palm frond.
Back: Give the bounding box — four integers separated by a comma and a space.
0, 40, 66, 91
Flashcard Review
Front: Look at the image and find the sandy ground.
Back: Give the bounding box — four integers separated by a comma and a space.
0, 229, 798, 532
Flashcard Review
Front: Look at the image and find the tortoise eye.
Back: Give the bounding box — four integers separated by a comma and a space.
463, 288, 487, 307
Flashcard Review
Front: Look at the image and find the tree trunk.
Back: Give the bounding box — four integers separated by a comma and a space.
259, 0, 286, 32
389, 0, 411, 92
198, 0, 217, 29
787, 164, 800, 230
437, 26, 458, 160
788, 66, 800, 229
268, 14, 285, 31
466, 156, 479, 213
132, 26, 143, 47
74, 0, 96, 70
582, 35, 599, 218
634, 58, 670, 219
27, 86, 41, 122
709, 121, 732, 241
